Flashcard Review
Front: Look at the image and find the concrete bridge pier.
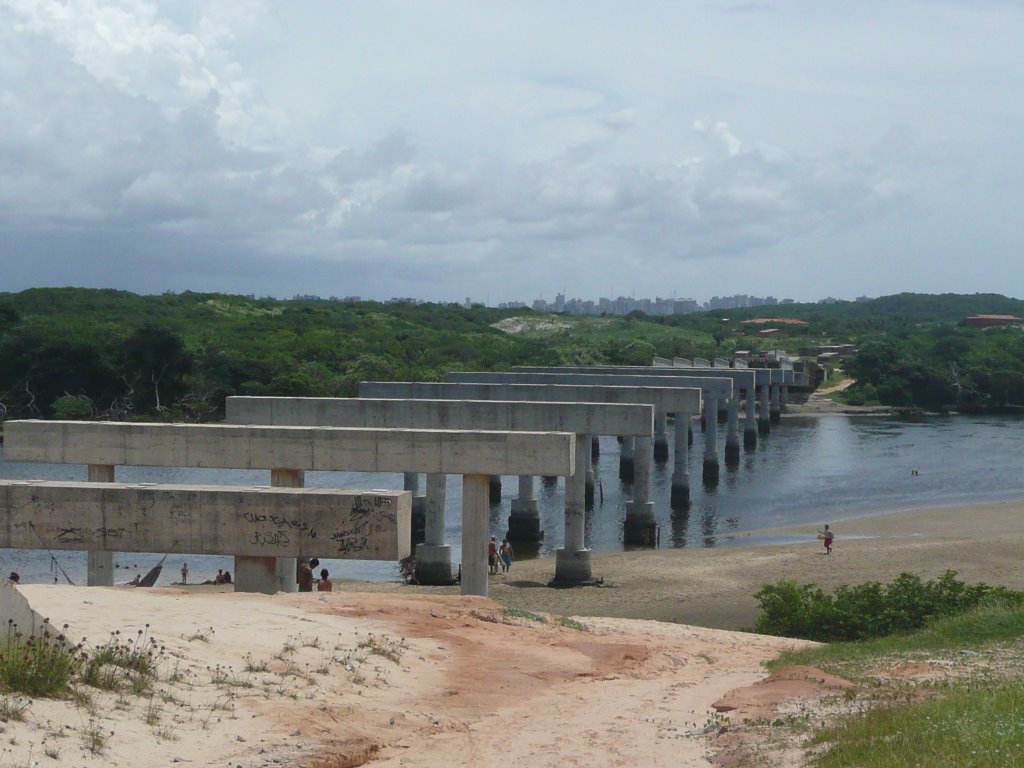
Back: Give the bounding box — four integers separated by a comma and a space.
232, 468, 304, 594
671, 413, 691, 509
585, 463, 596, 509
653, 411, 669, 462
489, 475, 503, 503
770, 384, 782, 423
781, 384, 790, 412
554, 435, 593, 584
624, 437, 656, 546
743, 388, 758, 449
758, 384, 771, 435
702, 397, 720, 484
724, 397, 741, 465
416, 473, 453, 585
461, 474, 491, 596
508, 475, 542, 542
87, 464, 116, 587
403, 472, 427, 544
619, 437, 636, 481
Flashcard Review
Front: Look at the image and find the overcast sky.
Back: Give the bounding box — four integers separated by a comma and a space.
1, 1, 1021, 304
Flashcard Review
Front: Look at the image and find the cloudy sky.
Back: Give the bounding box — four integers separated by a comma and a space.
1, 1, 1021, 304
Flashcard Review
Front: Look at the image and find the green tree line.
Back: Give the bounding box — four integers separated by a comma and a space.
2, 288, 1023, 420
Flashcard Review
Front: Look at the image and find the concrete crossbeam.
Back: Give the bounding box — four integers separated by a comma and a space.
3, 421, 574, 478
226, 397, 654, 437
445, 371, 730, 401
359, 382, 701, 415
0, 481, 410, 561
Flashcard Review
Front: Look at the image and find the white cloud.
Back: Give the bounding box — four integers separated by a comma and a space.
0, 0, 1021, 302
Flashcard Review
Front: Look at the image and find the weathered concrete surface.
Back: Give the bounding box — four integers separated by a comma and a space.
0, 481, 411, 561
512, 364, 771, 388
3, 421, 575, 477
445, 371, 731, 401
226, 396, 654, 437
0, 580, 60, 639
358, 382, 701, 415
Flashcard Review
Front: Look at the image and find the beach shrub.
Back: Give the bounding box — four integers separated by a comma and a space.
0, 620, 83, 697
754, 570, 1024, 642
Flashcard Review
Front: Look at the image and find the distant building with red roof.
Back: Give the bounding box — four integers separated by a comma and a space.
964, 314, 1023, 328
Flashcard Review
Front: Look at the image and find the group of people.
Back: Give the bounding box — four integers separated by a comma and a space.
487, 536, 515, 574
298, 558, 333, 592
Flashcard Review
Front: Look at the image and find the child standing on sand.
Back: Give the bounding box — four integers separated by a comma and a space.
818, 525, 834, 555
180, 562, 189, 584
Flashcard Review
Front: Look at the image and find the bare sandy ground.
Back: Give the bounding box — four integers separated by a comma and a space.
5, 498, 1023, 767
8, 587, 808, 768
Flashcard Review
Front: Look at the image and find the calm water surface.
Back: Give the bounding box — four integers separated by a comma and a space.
3, 415, 1023, 585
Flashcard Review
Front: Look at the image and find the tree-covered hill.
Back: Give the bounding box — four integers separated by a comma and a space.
1, 288, 1022, 420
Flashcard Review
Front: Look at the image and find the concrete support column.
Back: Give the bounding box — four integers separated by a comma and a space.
717, 399, 729, 424
781, 384, 790, 412
702, 396, 720, 484
415, 473, 452, 585
671, 412, 691, 509
234, 468, 303, 594
770, 384, 781, 424
86, 464, 115, 587
758, 383, 771, 435
585, 462, 596, 510
508, 475, 542, 542
488, 475, 502, 503
591, 435, 601, 459
461, 474, 490, 597
554, 435, 592, 584
404, 472, 427, 543
653, 411, 669, 461
624, 437, 656, 546
744, 387, 758, 449
619, 437, 635, 481
725, 397, 740, 465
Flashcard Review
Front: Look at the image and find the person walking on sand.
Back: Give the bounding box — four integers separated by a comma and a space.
180, 562, 189, 584
500, 539, 514, 573
818, 525, 834, 555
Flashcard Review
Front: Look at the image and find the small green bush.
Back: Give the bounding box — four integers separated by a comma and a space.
0, 620, 83, 697
754, 570, 1023, 642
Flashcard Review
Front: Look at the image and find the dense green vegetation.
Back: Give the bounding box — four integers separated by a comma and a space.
754, 570, 1023, 643
1, 288, 1023, 419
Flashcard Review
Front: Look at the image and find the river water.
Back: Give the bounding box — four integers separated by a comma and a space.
2, 414, 1023, 586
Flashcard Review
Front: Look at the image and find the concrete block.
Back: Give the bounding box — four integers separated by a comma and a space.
0, 481, 411, 561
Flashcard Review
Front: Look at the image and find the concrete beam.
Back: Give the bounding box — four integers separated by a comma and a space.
445, 371, 730, 401
0, 481, 411, 561
3, 421, 575, 478
226, 397, 654, 437
512, 365, 771, 388
358, 382, 701, 416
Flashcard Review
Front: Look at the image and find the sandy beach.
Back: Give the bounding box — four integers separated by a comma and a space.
4, 498, 1023, 767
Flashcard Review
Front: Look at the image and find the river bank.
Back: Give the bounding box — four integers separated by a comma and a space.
338, 497, 1024, 631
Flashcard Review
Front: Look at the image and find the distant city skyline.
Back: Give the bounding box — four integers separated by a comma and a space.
294, 290, 874, 315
